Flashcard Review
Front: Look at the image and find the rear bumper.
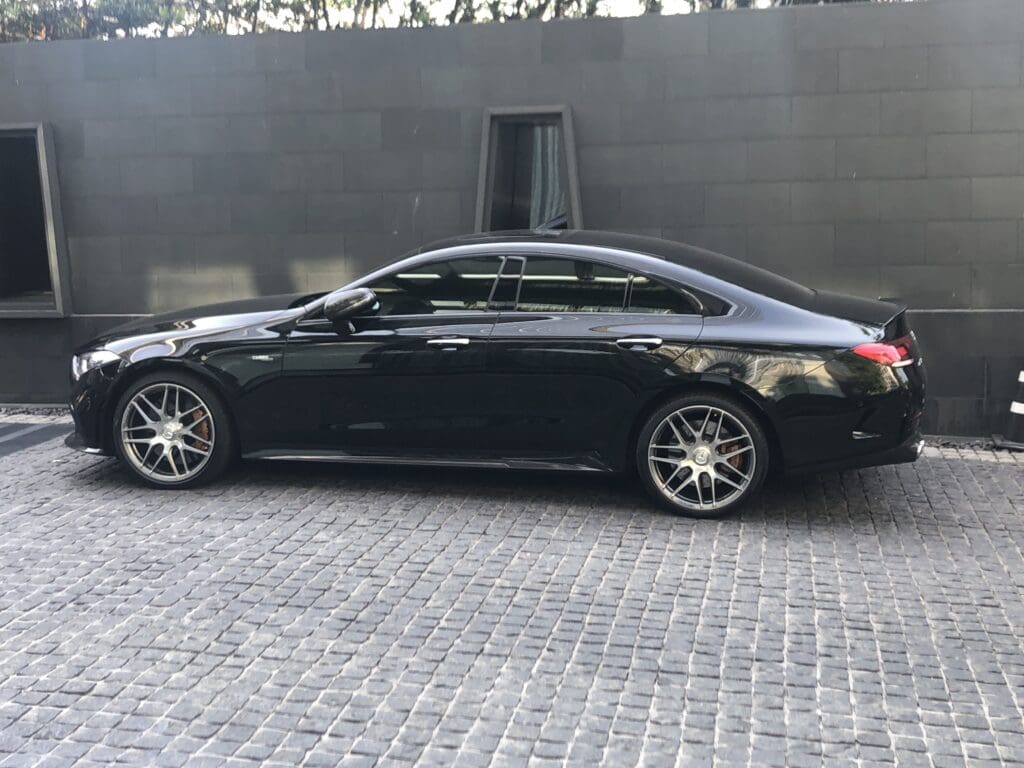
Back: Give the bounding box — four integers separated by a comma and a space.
786, 430, 924, 476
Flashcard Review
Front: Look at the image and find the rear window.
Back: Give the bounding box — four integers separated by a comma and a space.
566, 231, 817, 310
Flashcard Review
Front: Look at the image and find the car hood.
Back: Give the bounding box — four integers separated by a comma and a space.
81, 292, 322, 352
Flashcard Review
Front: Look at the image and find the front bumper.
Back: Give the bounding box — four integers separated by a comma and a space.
67, 363, 120, 456
65, 431, 107, 455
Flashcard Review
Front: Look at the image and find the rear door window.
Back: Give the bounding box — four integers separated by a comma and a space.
516, 257, 629, 313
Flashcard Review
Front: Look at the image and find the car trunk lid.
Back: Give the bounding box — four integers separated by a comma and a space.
811, 289, 904, 329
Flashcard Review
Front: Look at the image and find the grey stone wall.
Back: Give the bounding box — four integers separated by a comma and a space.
1, 0, 1023, 436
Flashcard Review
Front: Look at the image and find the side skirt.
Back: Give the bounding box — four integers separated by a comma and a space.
242, 449, 611, 473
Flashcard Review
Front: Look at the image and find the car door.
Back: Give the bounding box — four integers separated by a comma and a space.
273, 255, 502, 457
486, 254, 704, 469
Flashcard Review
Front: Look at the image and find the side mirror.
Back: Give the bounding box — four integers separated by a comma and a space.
323, 287, 378, 325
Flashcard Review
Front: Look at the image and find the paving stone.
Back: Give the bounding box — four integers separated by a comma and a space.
0, 427, 1022, 765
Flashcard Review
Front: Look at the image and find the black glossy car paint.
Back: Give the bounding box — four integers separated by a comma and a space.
68, 231, 926, 476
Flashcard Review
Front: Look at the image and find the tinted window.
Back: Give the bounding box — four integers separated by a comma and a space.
516, 257, 628, 313
367, 257, 500, 316
628, 275, 701, 315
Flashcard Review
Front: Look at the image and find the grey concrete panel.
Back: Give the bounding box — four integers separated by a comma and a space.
793, 3, 886, 51
63, 196, 157, 237
581, 60, 667, 104
835, 221, 925, 266
838, 46, 928, 92
928, 44, 1021, 89
880, 264, 972, 309
619, 100, 704, 144
59, 158, 122, 198
342, 150, 423, 192
971, 177, 1024, 220
43, 81, 121, 121
880, 90, 972, 135
747, 138, 835, 182
190, 74, 269, 116
748, 49, 838, 95
193, 153, 344, 193
705, 183, 790, 225
577, 145, 664, 187
972, 264, 1024, 308
837, 136, 927, 180
459, 19, 544, 66
926, 220, 1018, 265
662, 141, 748, 183
541, 18, 623, 64
926, 133, 1020, 178
156, 195, 231, 235
709, 7, 794, 54
121, 235, 197, 274
420, 68, 485, 108
121, 156, 195, 196
307, 193, 389, 233
341, 66, 421, 110
83, 39, 156, 80
791, 93, 879, 136
83, 119, 156, 157
154, 35, 257, 77
268, 112, 381, 152
622, 13, 707, 59
971, 88, 1024, 132
230, 194, 308, 234
67, 236, 122, 276
381, 109, 463, 151
119, 78, 192, 117
746, 224, 834, 270
266, 72, 341, 112
881, 0, 1024, 47
704, 97, 790, 139
875, 179, 972, 221
791, 181, 879, 223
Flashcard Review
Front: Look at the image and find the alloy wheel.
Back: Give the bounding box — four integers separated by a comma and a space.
119, 382, 215, 483
647, 405, 756, 513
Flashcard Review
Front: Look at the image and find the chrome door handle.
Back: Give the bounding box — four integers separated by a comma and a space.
427, 337, 471, 348
616, 336, 663, 350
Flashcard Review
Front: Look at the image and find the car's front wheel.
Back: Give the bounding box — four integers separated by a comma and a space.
636, 391, 769, 517
112, 371, 235, 488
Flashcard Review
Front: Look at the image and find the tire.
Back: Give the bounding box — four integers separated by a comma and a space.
112, 370, 236, 488
635, 391, 769, 517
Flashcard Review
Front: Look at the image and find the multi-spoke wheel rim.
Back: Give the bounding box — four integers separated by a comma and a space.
647, 405, 756, 512
120, 383, 215, 483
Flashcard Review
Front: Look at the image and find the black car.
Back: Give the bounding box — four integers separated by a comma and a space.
67, 230, 926, 516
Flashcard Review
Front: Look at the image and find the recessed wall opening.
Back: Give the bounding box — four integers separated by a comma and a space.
0, 124, 68, 317
476, 106, 582, 233
0, 131, 53, 306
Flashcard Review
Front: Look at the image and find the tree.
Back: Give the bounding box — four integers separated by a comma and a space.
0, 0, 916, 42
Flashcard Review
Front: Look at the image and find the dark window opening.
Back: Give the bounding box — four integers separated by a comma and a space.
627, 275, 702, 315
477, 107, 582, 233
0, 131, 53, 307
367, 256, 502, 316
516, 257, 629, 313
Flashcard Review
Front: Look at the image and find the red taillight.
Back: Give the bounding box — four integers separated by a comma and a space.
852, 335, 915, 368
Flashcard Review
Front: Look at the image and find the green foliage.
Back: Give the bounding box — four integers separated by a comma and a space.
0, 0, 910, 41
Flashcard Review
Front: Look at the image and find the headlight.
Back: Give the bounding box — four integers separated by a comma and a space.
71, 350, 121, 381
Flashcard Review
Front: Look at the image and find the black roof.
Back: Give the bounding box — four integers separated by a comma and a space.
419, 229, 817, 309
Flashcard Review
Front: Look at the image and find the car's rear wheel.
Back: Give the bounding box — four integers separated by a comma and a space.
636, 391, 769, 517
112, 371, 235, 488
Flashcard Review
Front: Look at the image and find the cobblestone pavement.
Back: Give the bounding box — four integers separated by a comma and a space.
1, 426, 1023, 768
